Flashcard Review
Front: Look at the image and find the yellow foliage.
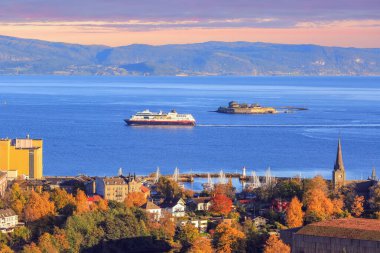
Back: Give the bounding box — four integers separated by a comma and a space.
351, 195, 365, 217
188, 237, 214, 253
213, 223, 245, 253
75, 190, 90, 214
286, 196, 304, 228
24, 191, 55, 222
124, 192, 147, 208
263, 235, 290, 253
305, 189, 334, 221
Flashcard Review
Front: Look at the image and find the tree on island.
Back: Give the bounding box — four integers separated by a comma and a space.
286, 196, 304, 228
263, 235, 290, 253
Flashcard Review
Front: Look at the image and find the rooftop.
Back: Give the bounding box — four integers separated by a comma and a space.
0, 209, 17, 218
297, 218, 380, 241
141, 201, 160, 210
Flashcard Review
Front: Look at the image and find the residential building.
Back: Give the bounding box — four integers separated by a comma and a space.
180, 219, 208, 232
141, 201, 161, 220
252, 216, 268, 230
160, 198, 186, 217
280, 218, 380, 253
0, 136, 43, 179
189, 197, 212, 211
0, 209, 18, 233
0, 172, 7, 197
95, 174, 142, 202
140, 185, 150, 198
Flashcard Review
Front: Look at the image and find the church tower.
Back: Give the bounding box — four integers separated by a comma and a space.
332, 139, 346, 189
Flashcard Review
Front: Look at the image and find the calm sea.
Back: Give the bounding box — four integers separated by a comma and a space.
0, 76, 379, 185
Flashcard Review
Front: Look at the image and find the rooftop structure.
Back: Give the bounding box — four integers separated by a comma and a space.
282, 218, 380, 253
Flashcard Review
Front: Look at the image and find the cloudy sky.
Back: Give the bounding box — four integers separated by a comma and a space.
0, 0, 379, 47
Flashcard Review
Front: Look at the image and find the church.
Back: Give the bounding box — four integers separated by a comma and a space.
331, 139, 378, 194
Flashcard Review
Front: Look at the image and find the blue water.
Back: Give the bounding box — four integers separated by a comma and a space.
0, 76, 379, 181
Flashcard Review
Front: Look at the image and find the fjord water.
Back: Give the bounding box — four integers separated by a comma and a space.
0, 76, 379, 181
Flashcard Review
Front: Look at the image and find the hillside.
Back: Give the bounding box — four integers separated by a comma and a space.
0, 35, 379, 76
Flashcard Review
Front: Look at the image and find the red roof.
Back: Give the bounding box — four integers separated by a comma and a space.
297, 218, 380, 241
87, 195, 102, 203
141, 185, 150, 193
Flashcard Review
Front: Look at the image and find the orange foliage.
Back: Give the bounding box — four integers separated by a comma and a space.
22, 243, 42, 253
160, 212, 176, 239
332, 197, 344, 216
38, 233, 59, 253
286, 196, 304, 228
24, 191, 55, 222
263, 235, 290, 253
124, 192, 147, 208
210, 194, 232, 216
96, 198, 109, 211
188, 237, 214, 253
305, 189, 334, 221
351, 195, 365, 217
75, 190, 90, 214
213, 223, 245, 253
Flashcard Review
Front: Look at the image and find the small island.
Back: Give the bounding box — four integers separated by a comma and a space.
217, 101, 277, 114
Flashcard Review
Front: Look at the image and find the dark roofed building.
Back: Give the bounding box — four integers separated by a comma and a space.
282, 218, 380, 253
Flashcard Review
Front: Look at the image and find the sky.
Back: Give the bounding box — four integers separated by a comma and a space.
0, 0, 379, 47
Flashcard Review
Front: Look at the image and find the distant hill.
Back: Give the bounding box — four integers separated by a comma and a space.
0, 35, 379, 76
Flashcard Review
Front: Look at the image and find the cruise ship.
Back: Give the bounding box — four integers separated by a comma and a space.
125, 110, 196, 126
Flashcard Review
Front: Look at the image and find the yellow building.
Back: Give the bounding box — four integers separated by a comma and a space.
0, 136, 43, 179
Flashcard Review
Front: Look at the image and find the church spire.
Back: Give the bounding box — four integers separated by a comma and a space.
371, 167, 377, 181
334, 139, 345, 171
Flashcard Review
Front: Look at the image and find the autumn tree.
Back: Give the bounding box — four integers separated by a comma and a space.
212, 223, 246, 253
74, 190, 90, 214
6, 183, 27, 217
22, 243, 42, 253
0, 244, 14, 253
286, 196, 304, 228
176, 223, 200, 249
210, 194, 232, 216
304, 188, 334, 222
369, 183, 380, 213
263, 235, 290, 253
124, 192, 147, 208
24, 191, 55, 223
50, 188, 76, 215
351, 195, 365, 217
96, 198, 108, 211
37, 233, 59, 253
188, 237, 214, 253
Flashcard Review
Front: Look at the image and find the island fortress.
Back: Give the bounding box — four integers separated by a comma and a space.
217, 101, 277, 114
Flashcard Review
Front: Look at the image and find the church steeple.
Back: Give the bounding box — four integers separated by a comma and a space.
334, 139, 345, 172
332, 139, 346, 189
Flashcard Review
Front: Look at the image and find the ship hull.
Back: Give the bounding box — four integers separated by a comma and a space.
125, 119, 196, 126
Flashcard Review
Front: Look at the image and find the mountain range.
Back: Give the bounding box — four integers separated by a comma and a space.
0, 35, 379, 76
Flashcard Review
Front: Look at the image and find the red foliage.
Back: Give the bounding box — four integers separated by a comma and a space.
210, 193, 232, 216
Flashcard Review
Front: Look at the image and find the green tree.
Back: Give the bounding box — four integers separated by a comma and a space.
176, 223, 200, 249
157, 177, 183, 200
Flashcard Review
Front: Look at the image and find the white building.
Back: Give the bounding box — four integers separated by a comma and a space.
160, 198, 186, 217
141, 201, 161, 220
181, 219, 208, 232
189, 197, 212, 211
0, 209, 18, 233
